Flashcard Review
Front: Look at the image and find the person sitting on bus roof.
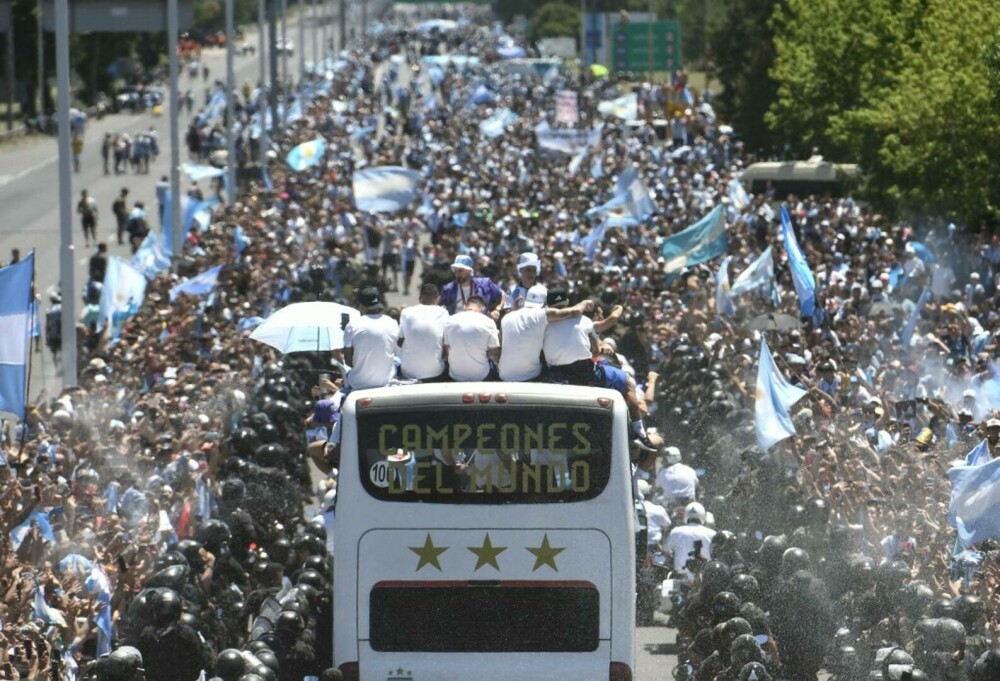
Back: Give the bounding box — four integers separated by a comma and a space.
504, 252, 541, 310
439, 254, 505, 318
542, 285, 644, 433
499, 284, 594, 382
398, 283, 449, 382
442, 295, 500, 381
336, 287, 399, 391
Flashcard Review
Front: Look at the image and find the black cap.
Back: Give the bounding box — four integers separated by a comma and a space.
357, 286, 384, 312
546, 285, 570, 308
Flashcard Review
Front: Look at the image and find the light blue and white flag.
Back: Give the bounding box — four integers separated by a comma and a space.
966, 439, 991, 467
197, 88, 226, 126
286, 137, 327, 171
582, 221, 609, 261
33, 576, 66, 627
596, 92, 638, 121
730, 247, 774, 297
234, 225, 252, 259
352, 166, 424, 213
350, 124, 376, 140
660, 205, 728, 275
169, 265, 222, 303
466, 83, 495, 106
728, 178, 751, 211
85, 566, 113, 656
781, 205, 815, 316
900, 289, 931, 349
568, 148, 588, 175
97, 257, 146, 335
11, 510, 54, 549
132, 232, 172, 279
586, 164, 655, 226
590, 151, 604, 179
949, 455, 1000, 550
0, 253, 33, 419
182, 162, 227, 182
286, 98, 304, 123
479, 108, 518, 138
755, 338, 808, 451
535, 121, 602, 155
715, 256, 736, 317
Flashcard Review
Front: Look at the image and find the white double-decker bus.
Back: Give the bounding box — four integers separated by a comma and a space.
332, 382, 636, 681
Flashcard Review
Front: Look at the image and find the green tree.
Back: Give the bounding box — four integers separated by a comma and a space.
529, 2, 580, 43
711, 0, 782, 153
768, 0, 1000, 223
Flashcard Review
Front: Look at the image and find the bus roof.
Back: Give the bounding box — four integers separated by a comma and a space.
344, 382, 623, 410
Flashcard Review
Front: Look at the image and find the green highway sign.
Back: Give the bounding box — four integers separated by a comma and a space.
612, 21, 682, 73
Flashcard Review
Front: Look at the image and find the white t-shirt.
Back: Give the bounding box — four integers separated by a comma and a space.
499, 308, 548, 381
399, 304, 449, 379
664, 523, 716, 573
643, 500, 672, 546
656, 463, 699, 505
543, 315, 594, 367
343, 314, 399, 390
444, 310, 500, 381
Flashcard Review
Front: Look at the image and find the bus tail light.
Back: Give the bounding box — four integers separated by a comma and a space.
339, 661, 359, 681
610, 661, 633, 681
478, 393, 491, 403
462, 393, 475, 404
358, 398, 374, 408
494, 393, 508, 403
597, 397, 612, 408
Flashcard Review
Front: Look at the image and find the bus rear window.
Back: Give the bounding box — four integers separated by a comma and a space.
369, 582, 600, 652
357, 407, 613, 503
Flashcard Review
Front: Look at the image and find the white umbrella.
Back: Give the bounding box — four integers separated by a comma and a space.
249, 302, 360, 354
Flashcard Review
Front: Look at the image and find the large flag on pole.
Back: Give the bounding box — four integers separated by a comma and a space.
781, 206, 816, 316
949, 455, 1000, 550
660, 206, 728, 275
286, 137, 327, 171
352, 166, 424, 213
755, 338, 808, 451
0, 253, 33, 419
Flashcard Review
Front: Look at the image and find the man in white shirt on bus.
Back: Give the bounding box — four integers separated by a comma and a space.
398, 283, 449, 381
443, 296, 500, 381
664, 502, 715, 578
505, 252, 541, 310
338, 287, 399, 390
655, 447, 699, 507
499, 284, 594, 382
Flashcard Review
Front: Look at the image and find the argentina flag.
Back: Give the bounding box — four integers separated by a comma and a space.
287, 137, 327, 171
352, 166, 424, 213
0, 253, 33, 419
660, 205, 728, 275
97, 257, 147, 334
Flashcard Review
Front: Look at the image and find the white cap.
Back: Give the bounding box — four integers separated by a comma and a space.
517, 252, 541, 271
636, 479, 651, 498
523, 284, 548, 309
685, 502, 706, 523
661, 446, 682, 463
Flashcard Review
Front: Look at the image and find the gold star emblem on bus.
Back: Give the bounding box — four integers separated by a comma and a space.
467, 533, 507, 571
409, 533, 448, 571
526, 534, 565, 572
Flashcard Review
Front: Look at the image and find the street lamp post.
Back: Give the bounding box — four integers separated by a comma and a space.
54, 0, 75, 387
259, 0, 269, 169
297, 0, 305, 85
168, 0, 182, 259
225, 0, 236, 204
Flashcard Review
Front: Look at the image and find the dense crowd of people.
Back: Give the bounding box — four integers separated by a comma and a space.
3, 4, 1000, 681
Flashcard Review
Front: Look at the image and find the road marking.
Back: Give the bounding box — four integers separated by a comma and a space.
0, 155, 57, 189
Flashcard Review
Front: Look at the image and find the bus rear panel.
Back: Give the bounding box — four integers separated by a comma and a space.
333, 384, 636, 681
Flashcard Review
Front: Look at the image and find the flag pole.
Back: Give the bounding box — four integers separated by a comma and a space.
18, 251, 36, 462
